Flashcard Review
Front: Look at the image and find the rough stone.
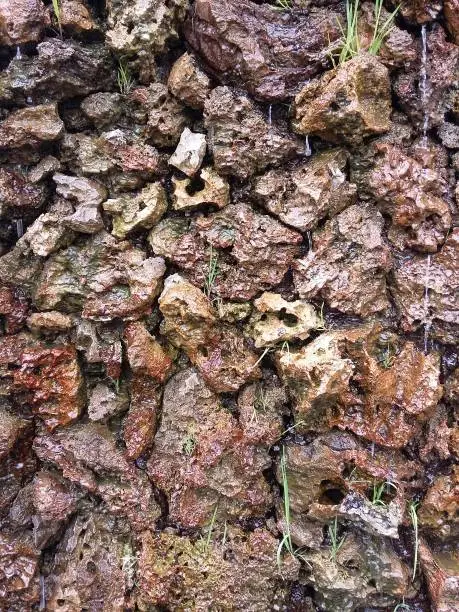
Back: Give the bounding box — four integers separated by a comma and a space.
167, 51, 211, 110
185, 0, 342, 101
445, 0, 459, 44
0, 286, 29, 334
136, 528, 298, 610
60, 0, 98, 34
293, 204, 392, 317
124, 321, 172, 383
253, 149, 357, 232
276, 325, 442, 448
74, 319, 122, 379
147, 368, 276, 527
0, 0, 48, 45
0, 532, 40, 610
34, 231, 166, 321
27, 311, 73, 335
391, 228, 459, 344
0, 407, 29, 461
80, 92, 122, 129
103, 182, 167, 239
22, 199, 75, 257
0, 167, 47, 221
0, 103, 64, 152
205, 86, 301, 179
88, 382, 129, 422
352, 141, 451, 253
420, 542, 459, 612
172, 166, 229, 211
0, 39, 114, 105
169, 128, 206, 176
247, 292, 320, 348
28, 155, 61, 183
46, 510, 129, 610
159, 274, 261, 392
418, 467, 458, 540
123, 376, 160, 460
53, 173, 107, 235
33, 423, 161, 531
106, 0, 189, 56
150, 203, 302, 301
144, 83, 190, 148
292, 54, 391, 146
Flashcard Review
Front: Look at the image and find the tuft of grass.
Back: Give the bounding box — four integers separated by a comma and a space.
370, 480, 397, 507
182, 433, 197, 456
51, 0, 63, 39
203, 504, 218, 554
380, 340, 395, 368
408, 501, 420, 582
276, 446, 311, 570
117, 61, 134, 95
369, 0, 401, 55
271, 0, 292, 11
316, 301, 327, 331
204, 245, 219, 298
331, 0, 400, 66
328, 516, 346, 561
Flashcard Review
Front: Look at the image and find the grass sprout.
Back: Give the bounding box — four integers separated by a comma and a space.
331, 0, 400, 66
117, 60, 134, 95
204, 245, 219, 298
203, 504, 218, 554
408, 501, 420, 581
328, 516, 346, 561
369, 0, 401, 55
51, 0, 63, 39
371, 480, 397, 507
182, 432, 197, 456
277, 446, 311, 570
271, 0, 292, 10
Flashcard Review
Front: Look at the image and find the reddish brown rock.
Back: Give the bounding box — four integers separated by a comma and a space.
292, 54, 391, 146
276, 325, 442, 448
12, 344, 85, 431
0, 0, 48, 45
34, 231, 166, 321
87, 382, 129, 422
400, 0, 442, 23
150, 203, 302, 301
420, 540, 459, 612
0, 287, 28, 334
0, 39, 114, 105
185, 0, 342, 102
159, 275, 261, 392
445, 0, 459, 43
0, 531, 40, 610
293, 204, 392, 317
0, 167, 47, 220
123, 375, 160, 460
391, 228, 459, 344
0, 407, 29, 461
204, 86, 301, 179
167, 52, 211, 110
253, 149, 357, 232
393, 26, 459, 132
136, 528, 298, 610
144, 83, 190, 148
124, 321, 172, 383
0, 103, 64, 153
352, 141, 451, 252
147, 368, 279, 528
33, 423, 161, 532
419, 467, 459, 540
46, 510, 129, 611
60, 0, 97, 33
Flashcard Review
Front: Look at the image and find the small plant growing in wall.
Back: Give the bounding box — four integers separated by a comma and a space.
51, 0, 63, 39
331, 0, 400, 66
117, 60, 134, 95
327, 516, 346, 561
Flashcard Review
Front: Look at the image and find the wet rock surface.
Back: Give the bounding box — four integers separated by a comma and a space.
0, 1, 457, 610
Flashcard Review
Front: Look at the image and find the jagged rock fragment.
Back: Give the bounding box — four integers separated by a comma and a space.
167, 51, 211, 109
169, 128, 206, 176
172, 167, 229, 210
292, 54, 391, 146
